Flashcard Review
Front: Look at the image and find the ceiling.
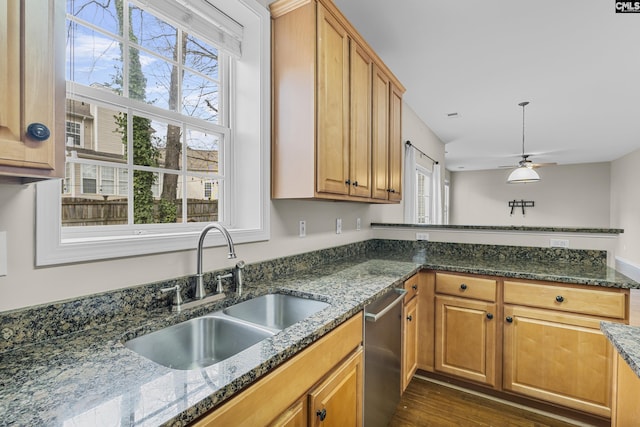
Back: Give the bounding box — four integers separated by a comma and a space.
326, 0, 640, 171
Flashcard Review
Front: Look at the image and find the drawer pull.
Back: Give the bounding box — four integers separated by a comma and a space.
407, 315, 413, 322
412, 284, 418, 291
486, 313, 494, 320
460, 284, 468, 291
555, 295, 565, 303
506, 316, 513, 323
316, 408, 327, 421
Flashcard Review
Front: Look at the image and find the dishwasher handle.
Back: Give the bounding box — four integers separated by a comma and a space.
364, 289, 407, 322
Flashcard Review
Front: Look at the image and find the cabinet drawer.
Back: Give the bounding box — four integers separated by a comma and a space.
403, 273, 419, 303
504, 280, 627, 319
435, 273, 497, 302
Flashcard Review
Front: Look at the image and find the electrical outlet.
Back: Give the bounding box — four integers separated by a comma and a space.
550, 238, 569, 248
336, 218, 342, 234
356, 217, 361, 231
416, 232, 429, 241
299, 220, 306, 237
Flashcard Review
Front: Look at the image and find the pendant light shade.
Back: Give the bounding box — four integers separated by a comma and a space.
507, 165, 540, 183
507, 101, 541, 184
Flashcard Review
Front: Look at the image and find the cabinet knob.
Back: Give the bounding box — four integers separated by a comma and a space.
352, 180, 359, 187
412, 284, 418, 291
460, 284, 467, 291
407, 315, 413, 322
486, 313, 494, 320
555, 295, 564, 303
506, 316, 513, 323
316, 408, 327, 421
345, 179, 351, 185
26, 123, 50, 141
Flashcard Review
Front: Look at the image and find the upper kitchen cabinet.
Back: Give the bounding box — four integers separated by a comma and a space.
270, 0, 405, 203
0, 0, 64, 182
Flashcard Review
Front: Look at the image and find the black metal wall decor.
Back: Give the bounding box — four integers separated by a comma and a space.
509, 199, 535, 216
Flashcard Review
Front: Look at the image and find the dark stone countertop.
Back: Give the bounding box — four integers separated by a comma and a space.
601, 322, 640, 379
1, 245, 638, 426
371, 223, 624, 234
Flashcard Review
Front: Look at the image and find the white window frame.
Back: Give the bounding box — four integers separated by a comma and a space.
443, 179, 450, 225
36, 0, 270, 266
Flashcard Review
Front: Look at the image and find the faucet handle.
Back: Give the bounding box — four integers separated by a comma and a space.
160, 285, 183, 311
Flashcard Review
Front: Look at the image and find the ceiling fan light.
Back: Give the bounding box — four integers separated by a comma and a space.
507, 166, 540, 183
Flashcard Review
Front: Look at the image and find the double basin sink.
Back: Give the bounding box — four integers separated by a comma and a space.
125, 294, 329, 370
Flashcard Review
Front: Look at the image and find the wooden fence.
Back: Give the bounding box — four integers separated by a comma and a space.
62, 198, 218, 226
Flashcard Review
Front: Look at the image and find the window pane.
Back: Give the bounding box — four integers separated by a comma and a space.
186, 177, 219, 223
67, 99, 126, 161
184, 129, 219, 174
100, 166, 115, 195
129, 5, 177, 61
66, 0, 121, 36
185, 35, 219, 80
133, 171, 183, 224
130, 47, 176, 109
182, 71, 219, 122
66, 21, 122, 91
81, 164, 97, 194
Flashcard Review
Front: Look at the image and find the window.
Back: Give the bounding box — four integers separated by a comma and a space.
443, 179, 450, 225
37, 0, 270, 265
65, 120, 83, 147
416, 166, 431, 224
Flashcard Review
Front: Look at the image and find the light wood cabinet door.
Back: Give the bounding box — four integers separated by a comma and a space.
435, 295, 497, 387
402, 296, 418, 392
316, 3, 349, 196
309, 348, 363, 427
0, 0, 63, 180
503, 305, 614, 418
269, 399, 306, 427
348, 40, 372, 198
612, 353, 640, 427
388, 83, 403, 201
371, 63, 390, 200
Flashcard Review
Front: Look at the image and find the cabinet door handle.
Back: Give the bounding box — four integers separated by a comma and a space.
506, 316, 513, 323
316, 408, 327, 421
486, 313, 494, 320
352, 180, 358, 187
27, 123, 51, 141
412, 285, 418, 290
407, 315, 413, 321
460, 283, 467, 290
345, 179, 351, 185
555, 295, 564, 303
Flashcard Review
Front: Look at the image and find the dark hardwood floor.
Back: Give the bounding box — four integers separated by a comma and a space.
388, 378, 585, 427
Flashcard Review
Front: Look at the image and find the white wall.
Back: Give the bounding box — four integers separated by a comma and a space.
449, 162, 611, 227
371, 102, 446, 223
611, 148, 640, 275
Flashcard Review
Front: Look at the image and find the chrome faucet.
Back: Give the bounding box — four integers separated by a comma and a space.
196, 223, 236, 299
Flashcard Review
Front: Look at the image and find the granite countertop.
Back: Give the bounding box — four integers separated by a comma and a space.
371, 223, 624, 234
601, 322, 640, 379
0, 257, 420, 427
1, 245, 638, 427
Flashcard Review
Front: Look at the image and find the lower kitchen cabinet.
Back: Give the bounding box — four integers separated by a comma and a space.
402, 295, 418, 391
612, 353, 640, 427
503, 305, 614, 418
308, 349, 363, 427
435, 295, 497, 387
193, 313, 363, 426
270, 399, 306, 427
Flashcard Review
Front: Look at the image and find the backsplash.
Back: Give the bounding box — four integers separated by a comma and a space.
0, 239, 605, 353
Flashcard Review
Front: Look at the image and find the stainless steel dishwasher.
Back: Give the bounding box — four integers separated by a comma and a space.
363, 288, 407, 427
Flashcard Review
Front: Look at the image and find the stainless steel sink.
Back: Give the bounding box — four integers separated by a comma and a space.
223, 293, 329, 330
125, 315, 274, 370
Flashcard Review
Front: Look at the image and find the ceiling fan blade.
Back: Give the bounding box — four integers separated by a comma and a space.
529, 162, 557, 168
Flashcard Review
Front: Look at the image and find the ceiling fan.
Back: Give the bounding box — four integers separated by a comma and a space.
503, 101, 556, 183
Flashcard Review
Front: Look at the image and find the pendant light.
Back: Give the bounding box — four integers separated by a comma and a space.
507, 101, 540, 184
